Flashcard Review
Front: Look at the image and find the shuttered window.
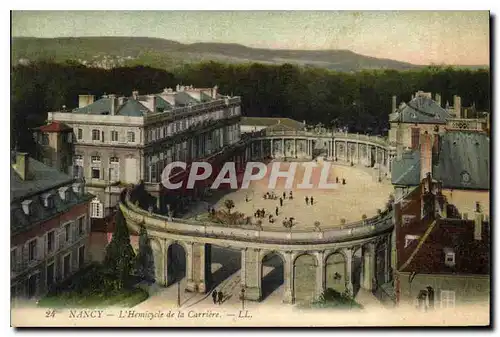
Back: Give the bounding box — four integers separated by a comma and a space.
411, 128, 420, 150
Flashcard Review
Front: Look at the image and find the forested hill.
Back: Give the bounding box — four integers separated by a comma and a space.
11, 36, 425, 71
11, 61, 490, 157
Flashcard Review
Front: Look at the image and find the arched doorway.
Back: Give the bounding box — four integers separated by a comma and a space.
261, 252, 284, 301
210, 246, 240, 290
325, 252, 346, 294
167, 243, 186, 286
293, 254, 317, 303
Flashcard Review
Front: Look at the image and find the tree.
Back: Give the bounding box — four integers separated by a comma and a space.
135, 225, 155, 283
224, 199, 235, 213
104, 209, 136, 289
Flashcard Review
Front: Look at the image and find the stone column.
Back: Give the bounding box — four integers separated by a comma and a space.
375, 147, 378, 165
282, 138, 285, 158
243, 248, 262, 301
294, 138, 297, 158
270, 139, 274, 158
185, 242, 196, 292
357, 143, 360, 164
260, 140, 264, 158
185, 242, 211, 293
384, 236, 391, 283
343, 248, 353, 295
333, 140, 336, 159
345, 141, 348, 161
283, 251, 294, 304
362, 242, 376, 291
315, 251, 325, 300
151, 239, 166, 286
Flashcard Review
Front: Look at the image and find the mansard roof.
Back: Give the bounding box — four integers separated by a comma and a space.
389, 96, 452, 124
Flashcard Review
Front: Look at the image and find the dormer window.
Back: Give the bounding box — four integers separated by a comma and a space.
72, 183, 82, 195
58, 186, 70, 201
21, 199, 33, 215
42, 193, 54, 208
445, 251, 456, 267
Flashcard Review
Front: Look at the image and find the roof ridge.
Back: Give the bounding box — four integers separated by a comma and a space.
399, 218, 438, 272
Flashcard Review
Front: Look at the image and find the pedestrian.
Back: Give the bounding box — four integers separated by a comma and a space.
336, 177, 339, 184
245, 194, 248, 202
261, 208, 266, 217
212, 290, 217, 304
305, 196, 309, 205
289, 191, 293, 199
283, 192, 286, 200
275, 206, 279, 216
311, 196, 314, 205
217, 290, 223, 305
342, 178, 346, 185
280, 197, 283, 207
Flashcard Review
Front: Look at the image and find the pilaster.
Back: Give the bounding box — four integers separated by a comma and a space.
314, 251, 325, 300
242, 248, 262, 301
343, 248, 353, 295
283, 251, 294, 304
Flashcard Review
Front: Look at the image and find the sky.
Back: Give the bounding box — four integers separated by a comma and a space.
11, 10, 490, 65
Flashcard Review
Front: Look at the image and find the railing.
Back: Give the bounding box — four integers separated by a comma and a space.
121, 187, 393, 244
446, 118, 485, 131
248, 129, 389, 147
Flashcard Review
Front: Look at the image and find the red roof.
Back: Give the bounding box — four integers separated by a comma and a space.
36, 121, 73, 133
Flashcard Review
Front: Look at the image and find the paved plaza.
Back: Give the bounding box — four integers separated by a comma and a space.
211, 161, 394, 230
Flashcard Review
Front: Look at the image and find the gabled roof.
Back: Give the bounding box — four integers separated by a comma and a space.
72, 97, 112, 115
35, 121, 72, 133
389, 96, 452, 124
241, 117, 305, 130
433, 131, 490, 190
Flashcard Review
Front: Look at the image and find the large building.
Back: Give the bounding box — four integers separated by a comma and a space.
389, 91, 490, 309
11, 152, 93, 302
44, 85, 242, 219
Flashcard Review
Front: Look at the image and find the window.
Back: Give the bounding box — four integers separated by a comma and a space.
411, 128, 420, 150
64, 223, 71, 242
42, 134, 49, 145
127, 131, 135, 143
78, 217, 85, 236
91, 129, 100, 141
101, 131, 105, 142
91, 168, 100, 179
440, 290, 455, 308
110, 157, 119, 164
404, 235, 420, 248
91, 199, 103, 218
47, 231, 55, 253
109, 157, 120, 182
63, 253, 71, 278
78, 245, 85, 268
445, 252, 456, 267
46, 263, 55, 288
67, 132, 73, 143
77, 128, 83, 140
111, 130, 118, 142
28, 239, 37, 261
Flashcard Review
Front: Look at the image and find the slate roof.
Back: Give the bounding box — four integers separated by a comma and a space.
35, 121, 73, 133
433, 131, 490, 190
241, 117, 305, 130
10, 154, 94, 236
391, 131, 490, 190
174, 91, 200, 106
115, 99, 150, 117
389, 96, 452, 124
391, 150, 421, 186
72, 97, 112, 115
11, 155, 75, 201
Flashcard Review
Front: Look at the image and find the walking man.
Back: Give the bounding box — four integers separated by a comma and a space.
283, 192, 286, 200
212, 290, 217, 305
217, 290, 223, 305
310, 196, 314, 205
280, 197, 283, 207
275, 206, 279, 216
305, 196, 309, 205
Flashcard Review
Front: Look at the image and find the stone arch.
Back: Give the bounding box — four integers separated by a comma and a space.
325, 251, 347, 294
166, 241, 187, 286
260, 251, 285, 301
293, 253, 318, 303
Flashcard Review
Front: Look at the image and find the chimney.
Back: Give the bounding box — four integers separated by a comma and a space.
14, 152, 30, 181
132, 91, 139, 100
435, 93, 441, 107
109, 94, 116, 115
78, 94, 95, 108
420, 132, 433, 182
212, 85, 218, 99
454, 95, 462, 118
392, 96, 397, 113
474, 202, 484, 240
